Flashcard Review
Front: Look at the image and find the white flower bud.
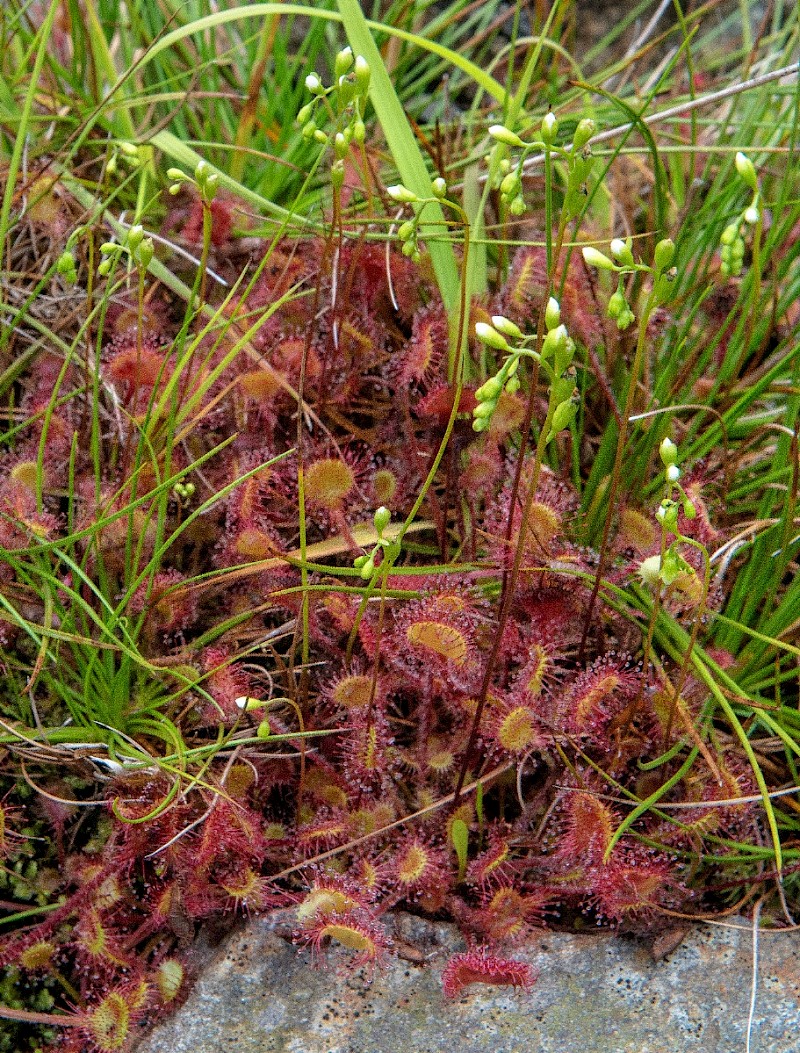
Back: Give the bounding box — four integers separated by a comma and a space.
540, 111, 558, 144
638, 554, 662, 586
653, 238, 675, 273
475, 322, 510, 351
610, 238, 634, 266
735, 151, 758, 192
354, 55, 371, 93
386, 184, 419, 203
491, 315, 524, 340
582, 246, 614, 270
659, 437, 678, 467
541, 324, 568, 361
236, 696, 267, 711
488, 125, 526, 148
373, 506, 391, 534
127, 224, 144, 249
545, 297, 561, 330
335, 47, 354, 75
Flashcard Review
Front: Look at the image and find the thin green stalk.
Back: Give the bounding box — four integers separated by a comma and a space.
580, 282, 660, 656
337, 0, 461, 355
0, 0, 59, 311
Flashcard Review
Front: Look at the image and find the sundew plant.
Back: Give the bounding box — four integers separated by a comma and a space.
0, 0, 799, 1047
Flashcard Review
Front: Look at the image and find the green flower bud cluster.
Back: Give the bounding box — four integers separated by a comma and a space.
486, 125, 524, 214
172, 479, 196, 505
582, 236, 676, 326
720, 222, 746, 278
659, 436, 679, 480
56, 248, 77, 285
488, 113, 561, 218
167, 159, 218, 204
606, 285, 635, 330
97, 248, 115, 277
488, 113, 558, 216
545, 375, 580, 443
296, 51, 370, 188
472, 317, 525, 432
472, 298, 579, 443
55, 224, 92, 285
233, 692, 296, 739
106, 140, 143, 177
353, 506, 400, 579
639, 435, 701, 593
96, 241, 117, 275
495, 158, 526, 216
489, 113, 597, 221
606, 238, 637, 330
386, 178, 450, 264
540, 301, 575, 377
97, 222, 155, 277
719, 153, 761, 278
394, 205, 422, 263
656, 435, 696, 522
540, 298, 579, 444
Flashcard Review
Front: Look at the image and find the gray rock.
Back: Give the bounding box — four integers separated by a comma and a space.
134, 911, 800, 1053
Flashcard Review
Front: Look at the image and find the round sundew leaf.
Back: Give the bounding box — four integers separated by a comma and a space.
87, 992, 130, 1052
332, 674, 373, 710
305, 457, 356, 510
396, 842, 431, 885
320, 922, 374, 953
498, 705, 539, 753
406, 620, 467, 664
156, 959, 184, 1003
